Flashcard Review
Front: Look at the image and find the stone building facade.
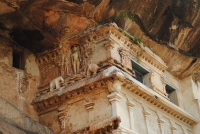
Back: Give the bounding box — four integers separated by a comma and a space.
1, 23, 200, 134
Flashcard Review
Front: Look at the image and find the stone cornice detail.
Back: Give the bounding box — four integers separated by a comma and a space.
85, 102, 95, 111
32, 66, 197, 126
71, 117, 121, 134
107, 92, 122, 102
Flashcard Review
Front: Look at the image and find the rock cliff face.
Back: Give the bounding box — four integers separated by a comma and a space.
0, 0, 199, 82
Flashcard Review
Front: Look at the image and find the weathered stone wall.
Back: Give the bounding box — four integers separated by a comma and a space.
0, 97, 53, 134
0, 44, 39, 120
39, 88, 112, 133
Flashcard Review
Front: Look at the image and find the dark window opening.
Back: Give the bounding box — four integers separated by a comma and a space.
135, 71, 143, 83
166, 84, 179, 106
130, 57, 150, 84
12, 51, 24, 70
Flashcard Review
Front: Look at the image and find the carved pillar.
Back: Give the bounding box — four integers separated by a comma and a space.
170, 121, 177, 134
58, 106, 69, 130
180, 126, 188, 134
104, 39, 115, 62
85, 101, 95, 123
156, 113, 165, 134
127, 100, 136, 131
143, 106, 150, 134
171, 126, 177, 134
107, 92, 122, 117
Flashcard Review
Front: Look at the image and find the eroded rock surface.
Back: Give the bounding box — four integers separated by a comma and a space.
0, 0, 199, 80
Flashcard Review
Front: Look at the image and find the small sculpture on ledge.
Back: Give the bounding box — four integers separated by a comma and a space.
86, 63, 98, 77
50, 76, 64, 91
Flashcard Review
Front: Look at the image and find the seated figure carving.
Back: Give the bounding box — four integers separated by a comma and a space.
50, 76, 64, 91
86, 63, 98, 77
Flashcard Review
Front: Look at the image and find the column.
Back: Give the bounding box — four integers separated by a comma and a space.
107, 92, 122, 117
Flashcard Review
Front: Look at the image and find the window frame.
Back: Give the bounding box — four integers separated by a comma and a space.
12, 50, 24, 70
128, 56, 150, 84
165, 83, 179, 106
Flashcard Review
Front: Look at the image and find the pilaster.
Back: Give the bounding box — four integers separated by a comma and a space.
107, 92, 122, 117
85, 101, 95, 123
127, 100, 136, 131
170, 121, 177, 134
143, 105, 150, 134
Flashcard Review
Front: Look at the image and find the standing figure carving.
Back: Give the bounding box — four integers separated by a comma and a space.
71, 45, 81, 74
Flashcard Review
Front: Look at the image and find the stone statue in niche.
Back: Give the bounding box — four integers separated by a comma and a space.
50, 76, 64, 91
71, 45, 81, 74
61, 54, 70, 77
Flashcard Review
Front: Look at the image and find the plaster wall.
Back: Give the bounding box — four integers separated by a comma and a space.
164, 71, 183, 108
115, 86, 192, 134
180, 77, 200, 134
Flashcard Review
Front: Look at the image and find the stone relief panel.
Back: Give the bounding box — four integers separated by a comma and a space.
36, 38, 97, 91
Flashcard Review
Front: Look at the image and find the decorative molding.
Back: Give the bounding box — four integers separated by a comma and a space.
127, 100, 135, 110
85, 102, 95, 111
107, 92, 122, 117
104, 39, 115, 50
127, 100, 136, 131
57, 106, 69, 130
170, 120, 177, 134
107, 92, 122, 103
32, 66, 197, 126
171, 126, 177, 134
71, 117, 121, 134
157, 114, 165, 134
142, 105, 150, 134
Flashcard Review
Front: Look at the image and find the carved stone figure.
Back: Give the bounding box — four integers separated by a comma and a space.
71, 45, 81, 74
86, 63, 98, 77
50, 76, 64, 91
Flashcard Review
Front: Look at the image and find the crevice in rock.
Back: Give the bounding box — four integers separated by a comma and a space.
184, 58, 197, 72
128, 12, 200, 58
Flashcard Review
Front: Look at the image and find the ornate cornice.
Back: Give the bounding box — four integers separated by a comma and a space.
115, 71, 198, 126
72, 117, 121, 134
